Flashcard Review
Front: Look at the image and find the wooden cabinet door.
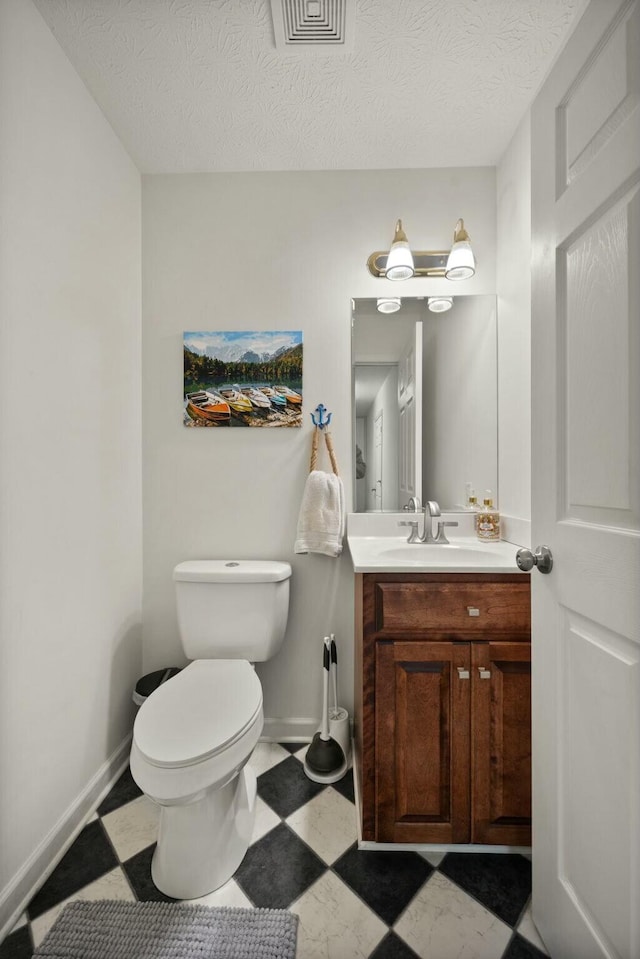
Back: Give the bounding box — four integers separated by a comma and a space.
471, 642, 531, 845
375, 640, 471, 843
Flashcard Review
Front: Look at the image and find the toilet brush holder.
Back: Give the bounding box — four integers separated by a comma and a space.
303, 637, 348, 785
329, 708, 351, 766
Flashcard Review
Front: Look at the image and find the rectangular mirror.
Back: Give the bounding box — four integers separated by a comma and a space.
352, 295, 497, 512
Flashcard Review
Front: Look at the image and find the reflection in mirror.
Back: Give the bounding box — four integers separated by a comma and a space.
352, 296, 497, 512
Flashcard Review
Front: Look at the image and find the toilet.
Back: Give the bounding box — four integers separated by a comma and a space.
130, 559, 292, 899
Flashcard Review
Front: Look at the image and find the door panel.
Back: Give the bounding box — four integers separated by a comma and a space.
561, 184, 639, 529
531, 1, 640, 955
559, 1, 639, 189
370, 410, 383, 510
558, 613, 640, 959
398, 321, 423, 506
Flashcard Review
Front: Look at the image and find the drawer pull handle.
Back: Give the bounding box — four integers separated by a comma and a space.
478, 667, 491, 679
467, 606, 480, 617
457, 667, 470, 680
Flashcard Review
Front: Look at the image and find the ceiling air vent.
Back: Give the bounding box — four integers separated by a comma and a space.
270, 0, 354, 53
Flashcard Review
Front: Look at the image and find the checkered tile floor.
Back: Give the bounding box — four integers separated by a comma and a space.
1, 743, 549, 958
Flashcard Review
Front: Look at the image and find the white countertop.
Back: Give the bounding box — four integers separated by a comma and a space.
346, 513, 526, 574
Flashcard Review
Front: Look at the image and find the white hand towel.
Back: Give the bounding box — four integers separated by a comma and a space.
294, 470, 345, 557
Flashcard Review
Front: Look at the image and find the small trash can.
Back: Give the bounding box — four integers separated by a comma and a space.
133, 667, 182, 706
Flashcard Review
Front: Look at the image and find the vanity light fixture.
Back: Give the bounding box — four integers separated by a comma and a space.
427, 296, 453, 313
367, 218, 475, 281
384, 220, 414, 280
445, 219, 476, 280
376, 297, 402, 314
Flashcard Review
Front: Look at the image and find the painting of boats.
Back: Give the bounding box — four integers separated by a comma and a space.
274, 385, 302, 405
183, 331, 303, 428
240, 386, 272, 409
258, 386, 287, 408
218, 386, 253, 413
186, 390, 231, 424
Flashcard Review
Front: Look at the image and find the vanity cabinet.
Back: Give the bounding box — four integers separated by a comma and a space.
355, 573, 531, 846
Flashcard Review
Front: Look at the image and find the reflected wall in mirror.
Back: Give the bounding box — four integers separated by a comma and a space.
352, 296, 497, 512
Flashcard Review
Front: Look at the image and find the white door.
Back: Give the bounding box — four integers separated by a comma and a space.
398, 321, 423, 506
371, 410, 383, 509
530, 2, 640, 957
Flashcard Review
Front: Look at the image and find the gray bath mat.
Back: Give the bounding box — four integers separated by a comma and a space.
33, 900, 298, 959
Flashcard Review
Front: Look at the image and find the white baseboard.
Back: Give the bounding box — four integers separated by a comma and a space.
0, 735, 132, 941
261, 717, 319, 741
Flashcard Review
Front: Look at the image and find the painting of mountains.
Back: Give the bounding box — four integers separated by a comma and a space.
183, 331, 303, 428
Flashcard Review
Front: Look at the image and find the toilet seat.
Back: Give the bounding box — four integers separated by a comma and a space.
134, 660, 262, 769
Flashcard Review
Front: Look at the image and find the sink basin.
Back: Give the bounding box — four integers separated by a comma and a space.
346, 534, 523, 573
380, 544, 500, 564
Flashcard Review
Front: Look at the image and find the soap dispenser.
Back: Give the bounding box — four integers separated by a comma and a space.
476, 490, 500, 541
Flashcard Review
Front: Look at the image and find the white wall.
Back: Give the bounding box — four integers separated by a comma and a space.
496, 114, 532, 546
0, 0, 142, 930
142, 169, 496, 737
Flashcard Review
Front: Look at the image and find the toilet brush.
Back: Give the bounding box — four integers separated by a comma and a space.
330, 636, 339, 719
304, 637, 347, 784
328, 634, 351, 765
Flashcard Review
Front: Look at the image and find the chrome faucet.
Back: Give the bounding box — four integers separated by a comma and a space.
400, 499, 459, 544
419, 501, 441, 543
403, 496, 421, 512
418, 501, 459, 544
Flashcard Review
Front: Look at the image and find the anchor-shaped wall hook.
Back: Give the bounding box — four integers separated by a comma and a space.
310, 404, 332, 429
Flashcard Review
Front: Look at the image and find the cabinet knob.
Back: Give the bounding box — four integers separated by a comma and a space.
466, 606, 480, 617
478, 667, 491, 679
457, 666, 470, 680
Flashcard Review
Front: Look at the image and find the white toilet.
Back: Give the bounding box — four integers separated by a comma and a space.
130, 559, 291, 899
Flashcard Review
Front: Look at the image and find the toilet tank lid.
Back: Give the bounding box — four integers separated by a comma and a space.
173, 560, 292, 583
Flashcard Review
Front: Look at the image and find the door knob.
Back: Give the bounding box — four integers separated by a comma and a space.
516, 545, 553, 574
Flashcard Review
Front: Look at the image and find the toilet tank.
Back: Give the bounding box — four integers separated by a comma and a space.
173, 560, 291, 661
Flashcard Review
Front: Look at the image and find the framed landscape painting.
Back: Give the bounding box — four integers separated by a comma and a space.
183, 330, 303, 428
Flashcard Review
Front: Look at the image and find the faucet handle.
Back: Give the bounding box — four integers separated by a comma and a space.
398, 520, 421, 543
434, 520, 459, 544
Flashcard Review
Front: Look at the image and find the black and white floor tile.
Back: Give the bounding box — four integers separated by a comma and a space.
1, 743, 550, 958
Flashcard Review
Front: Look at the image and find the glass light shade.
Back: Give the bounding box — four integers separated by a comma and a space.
377, 297, 402, 314
445, 241, 475, 280
385, 219, 414, 281
445, 221, 475, 280
428, 296, 453, 313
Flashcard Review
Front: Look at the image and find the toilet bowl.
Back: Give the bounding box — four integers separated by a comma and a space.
130, 559, 291, 899
131, 660, 263, 898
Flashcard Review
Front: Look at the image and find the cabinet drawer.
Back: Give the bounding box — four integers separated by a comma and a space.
372, 579, 530, 635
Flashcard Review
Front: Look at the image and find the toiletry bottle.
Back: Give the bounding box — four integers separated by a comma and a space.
466, 486, 480, 535
471, 494, 481, 536
476, 490, 500, 541
465, 482, 478, 511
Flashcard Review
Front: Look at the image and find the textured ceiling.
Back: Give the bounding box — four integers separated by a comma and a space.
33, 0, 587, 173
